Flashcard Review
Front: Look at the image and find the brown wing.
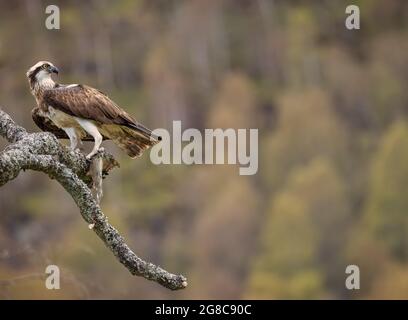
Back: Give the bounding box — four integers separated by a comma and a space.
43, 84, 160, 140
32, 106, 159, 158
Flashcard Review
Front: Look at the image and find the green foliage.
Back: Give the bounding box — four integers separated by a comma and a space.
262, 89, 348, 191
248, 158, 350, 298
364, 122, 408, 261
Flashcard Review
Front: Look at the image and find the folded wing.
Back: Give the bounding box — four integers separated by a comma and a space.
38, 85, 161, 158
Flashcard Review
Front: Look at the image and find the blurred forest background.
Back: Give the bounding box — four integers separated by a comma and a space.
0, 0, 408, 299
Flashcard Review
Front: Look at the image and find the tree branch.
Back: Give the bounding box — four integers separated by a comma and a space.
0, 108, 187, 291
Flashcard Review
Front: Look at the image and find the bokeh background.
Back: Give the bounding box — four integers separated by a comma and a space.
0, 0, 408, 299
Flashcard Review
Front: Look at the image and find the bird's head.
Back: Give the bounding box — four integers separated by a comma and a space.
26, 61, 59, 90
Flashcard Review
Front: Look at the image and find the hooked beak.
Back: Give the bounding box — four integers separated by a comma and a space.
49, 65, 59, 74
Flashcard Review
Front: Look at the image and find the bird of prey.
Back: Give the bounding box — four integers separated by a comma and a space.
27, 61, 160, 159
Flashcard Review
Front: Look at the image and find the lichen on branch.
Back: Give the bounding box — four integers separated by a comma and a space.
0, 108, 187, 291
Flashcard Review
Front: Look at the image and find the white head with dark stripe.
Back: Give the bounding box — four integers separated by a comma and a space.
26, 61, 59, 92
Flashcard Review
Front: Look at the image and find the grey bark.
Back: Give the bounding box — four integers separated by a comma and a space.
0, 108, 187, 291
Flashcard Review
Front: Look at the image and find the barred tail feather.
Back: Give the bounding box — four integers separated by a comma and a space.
113, 126, 160, 158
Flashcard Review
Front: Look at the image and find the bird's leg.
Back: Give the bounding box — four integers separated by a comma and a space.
63, 127, 78, 151
75, 118, 103, 159
87, 133, 102, 159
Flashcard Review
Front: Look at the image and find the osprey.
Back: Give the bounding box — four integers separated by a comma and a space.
27, 61, 160, 159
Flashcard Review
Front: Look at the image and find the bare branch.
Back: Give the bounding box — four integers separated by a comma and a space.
0, 108, 187, 291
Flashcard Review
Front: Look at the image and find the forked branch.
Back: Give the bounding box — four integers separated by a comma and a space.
0, 108, 187, 291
